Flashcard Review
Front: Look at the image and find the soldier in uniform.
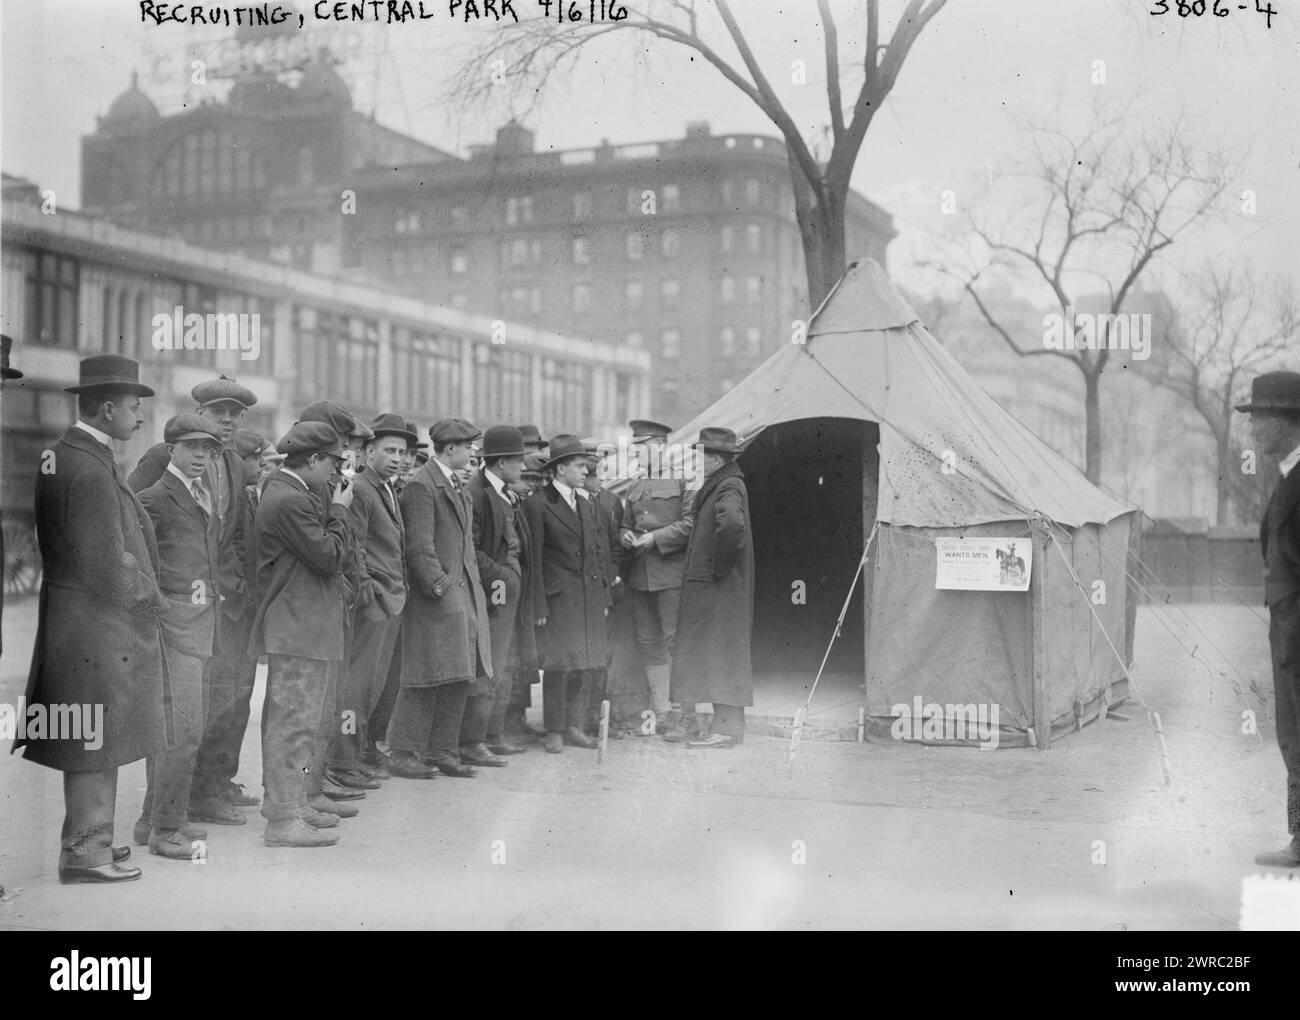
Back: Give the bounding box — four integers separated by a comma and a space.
621, 419, 697, 738
18, 355, 168, 883
1239, 372, 1300, 867
134, 415, 224, 859
248, 422, 354, 846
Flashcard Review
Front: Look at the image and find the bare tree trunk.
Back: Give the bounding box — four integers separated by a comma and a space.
1215, 429, 1232, 526
1084, 366, 1102, 484
789, 154, 849, 313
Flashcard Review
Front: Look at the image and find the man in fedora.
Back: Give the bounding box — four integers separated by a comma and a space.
0, 335, 23, 658
668, 427, 754, 750
461, 425, 528, 763
329, 413, 413, 783
1239, 371, 1300, 867
130, 374, 262, 823
389, 418, 491, 779
16, 355, 169, 883
519, 425, 548, 460
621, 419, 697, 738
248, 422, 355, 846
521, 434, 611, 753
133, 414, 224, 859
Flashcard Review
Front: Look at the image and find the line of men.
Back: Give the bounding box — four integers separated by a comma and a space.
15, 353, 755, 882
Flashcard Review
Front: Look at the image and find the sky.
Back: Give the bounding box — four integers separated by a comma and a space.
2, 0, 1297, 302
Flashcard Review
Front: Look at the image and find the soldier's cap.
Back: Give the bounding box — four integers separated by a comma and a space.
276, 422, 344, 460
518, 424, 546, 447
164, 413, 223, 445
405, 419, 429, 449
429, 417, 481, 444
521, 452, 548, 478
232, 428, 270, 459
629, 418, 672, 442
297, 400, 368, 440
371, 413, 417, 446
1236, 371, 1300, 414
192, 374, 257, 410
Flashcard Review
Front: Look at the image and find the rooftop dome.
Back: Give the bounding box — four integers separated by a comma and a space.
103, 72, 160, 134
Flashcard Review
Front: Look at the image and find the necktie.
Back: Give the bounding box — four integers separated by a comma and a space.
383, 481, 397, 516
192, 478, 212, 516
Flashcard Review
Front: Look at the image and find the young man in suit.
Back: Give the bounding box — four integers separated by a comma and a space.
461, 425, 528, 764
388, 418, 492, 779
1239, 372, 1300, 867
134, 415, 224, 859
329, 414, 413, 783
17, 355, 168, 883
521, 434, 611, 754
248, 422, 354, 847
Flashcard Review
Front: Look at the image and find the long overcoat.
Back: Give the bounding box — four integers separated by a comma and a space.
522, 482, 610, 672
469, 468, 522, 677
669, 461, 755, 707
18, 426, 170, 772
400, 461, 491, 687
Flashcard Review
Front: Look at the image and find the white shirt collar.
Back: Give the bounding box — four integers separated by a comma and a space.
553, 479, 577, 506
167, 463, 202, 490
485, 467, 509, 497
1281, 442, 1300, 479
75, 420, 114, 449
433, 457, 458, 485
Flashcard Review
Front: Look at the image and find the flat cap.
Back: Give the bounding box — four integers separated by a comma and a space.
164, 413, 223, 445
298, 400, 368, 439
429, 417, 481, 444
192, 374, 257, 409
232, 428, 270, 460
276, 421, 344, 460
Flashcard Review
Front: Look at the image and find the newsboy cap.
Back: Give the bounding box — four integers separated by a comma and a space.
276, 422, 344, 460
429, 417, 481, 444
1236, 371, 1300, 414
192, 374, 256, 410
232, 428, 270, 459
164, 413, 223, 445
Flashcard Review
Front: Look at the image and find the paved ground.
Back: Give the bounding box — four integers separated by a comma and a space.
0, 598, 1292, 930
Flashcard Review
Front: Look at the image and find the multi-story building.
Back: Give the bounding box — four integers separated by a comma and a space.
81, 61, 895, 423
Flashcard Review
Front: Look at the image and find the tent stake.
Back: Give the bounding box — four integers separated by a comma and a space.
597, 699, 609, 765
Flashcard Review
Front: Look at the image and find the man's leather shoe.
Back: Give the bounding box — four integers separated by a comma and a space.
149, 828, 197, 860
360, 747, 392, 769
357, 762, 390, 780
460, 743, 508, 767
426, 755, 477, 778
301, 805, 340, 828
112, 846, 131, 863
264, 818, 339, 848
1254, 841, 1300, 867
687, 733, 737, 749
488, 739, 527, 756
309, 795, 358, 818
58, 862, 142, 884
543, 732, 564, 754
222, 782, 260, 807
320, 780, 366, 801
327, 767, 381, 790
133, 820, 207, 845
388, 751, 438, 779
189, 795, 248, 825
563, 727, 598, 749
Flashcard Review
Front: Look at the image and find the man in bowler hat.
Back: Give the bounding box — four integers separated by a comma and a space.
17, 355, 170, 883
1239, 371, 1300, 866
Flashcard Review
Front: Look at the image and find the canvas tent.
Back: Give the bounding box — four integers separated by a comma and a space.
614, 259, 1138, 748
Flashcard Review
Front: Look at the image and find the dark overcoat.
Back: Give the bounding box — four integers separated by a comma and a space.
247, 469, 352, 662
400, 461, 492, 687
469, 468, 522, 677
138, 469, 222, 659
351, 465, 408, 617
522, 482, 610, 672
18, 426, 170, 772
669, 461, 754, 707
513, 488, 539, 672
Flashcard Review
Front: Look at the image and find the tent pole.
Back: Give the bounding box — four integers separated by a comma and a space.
1031, 526, 1052, 751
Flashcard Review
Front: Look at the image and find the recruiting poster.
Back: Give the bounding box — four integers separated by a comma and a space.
934, 537, 1031, 592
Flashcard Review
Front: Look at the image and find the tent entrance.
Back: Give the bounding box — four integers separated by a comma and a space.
739, 417, 877, 722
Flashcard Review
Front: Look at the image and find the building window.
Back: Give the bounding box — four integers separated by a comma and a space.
661, 328, 681, 359
746, 275, 763, 303
449, 248, 468, 274
625, 231, 645, 261
660, 278, 680, 310
509, 239, 532, 267
393, 327, 461, 420
572, 283, 592, 314
572, 237, 591, 265
719, 326, 736, 357
744, 178, 763, 205
745, 326, 762, 355
572, 191, 593, 220
662, 183, 681, 213
394, 208, 420, 235
25, 251, 79, 348
660, 229, 681, 258
626, 188, 644, 215
625, 330, 643, 348
624, 280, 644, 311
719, 275, 736, 305
505, 196, 533, 225
745, 223, 762, 253
721, 179, 736, 206
720, 225, 737, 253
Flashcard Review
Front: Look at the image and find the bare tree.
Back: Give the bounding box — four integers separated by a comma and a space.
449, 0, 949, 310
933, 104, 1232, 483
1156, 264, 1297, 525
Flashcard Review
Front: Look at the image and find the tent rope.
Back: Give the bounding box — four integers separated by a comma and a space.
787, 521, 879, 764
